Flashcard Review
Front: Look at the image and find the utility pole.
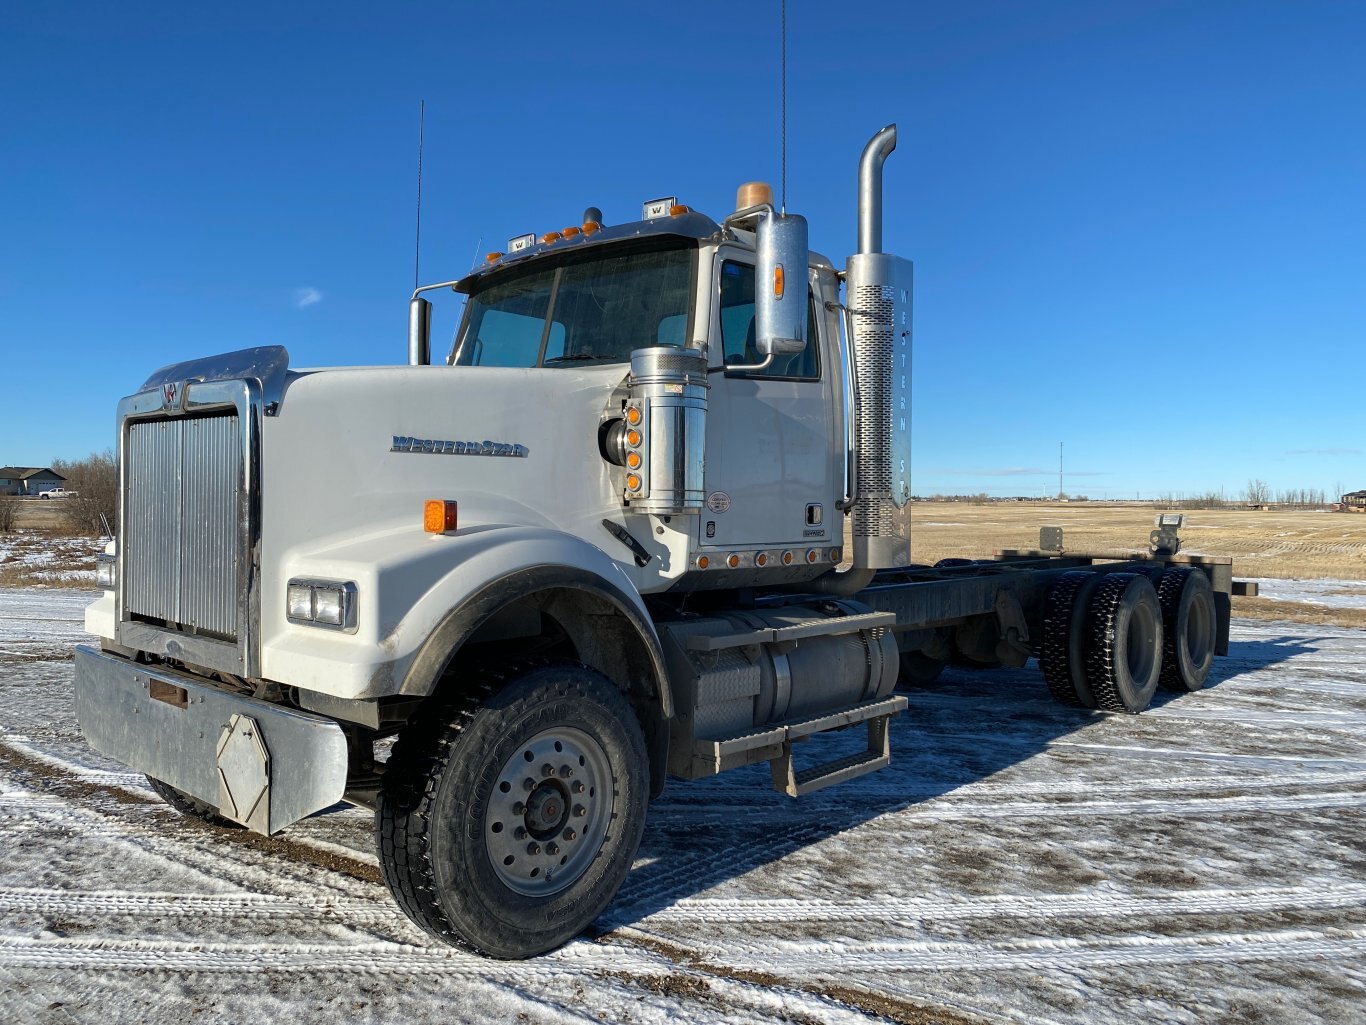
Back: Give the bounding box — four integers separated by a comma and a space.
1058, 442, 1064, 501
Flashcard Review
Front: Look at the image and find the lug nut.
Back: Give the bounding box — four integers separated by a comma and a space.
563, 828, 577, 841
512, 802, 525, 815
558, 765, 573, 779
572, 781, 585, 794
526, 842, 541, 855
573, 804, 586, 818
541, 763, 555, 778
514, 826, 527, 840
523, 777, 535, 791
547, 842, 560, 856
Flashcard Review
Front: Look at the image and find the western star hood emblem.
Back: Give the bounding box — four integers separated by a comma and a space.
392, 436, 529, 458
162, 381, 180, 408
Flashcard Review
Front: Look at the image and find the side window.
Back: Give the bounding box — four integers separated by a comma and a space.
717, 261, 819, 379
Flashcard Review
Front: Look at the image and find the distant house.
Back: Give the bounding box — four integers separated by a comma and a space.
0, 466, 68, 496
1342, 490, 1366, 512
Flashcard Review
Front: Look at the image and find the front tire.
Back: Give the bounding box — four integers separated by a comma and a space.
146, 775, 243, 828
376, 663, 649, 959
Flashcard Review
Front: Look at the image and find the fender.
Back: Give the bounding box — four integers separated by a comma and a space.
400, 559, 673, 720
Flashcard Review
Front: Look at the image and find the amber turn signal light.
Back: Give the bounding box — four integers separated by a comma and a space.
773, 265, 785, 299
424, 499, 458, 534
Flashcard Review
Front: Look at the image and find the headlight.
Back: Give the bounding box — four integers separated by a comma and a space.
96, 553, 117, 591
286, 579, 358, 632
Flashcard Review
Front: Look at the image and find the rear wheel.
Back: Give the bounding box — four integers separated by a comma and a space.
146, 776, 242, 828
1039, 570, 1101, 708
1157, 567, 1216, 692
376, 662, 649, 958
1085, 573, 1163, 714
897, 650, 948, 688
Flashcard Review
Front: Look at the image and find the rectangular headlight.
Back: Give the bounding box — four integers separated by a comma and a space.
286, 579, 357, 632
95, 553, 117, 591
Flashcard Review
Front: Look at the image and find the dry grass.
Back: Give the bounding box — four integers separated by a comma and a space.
0, 530, 105, 588
908, 502, 1366, 580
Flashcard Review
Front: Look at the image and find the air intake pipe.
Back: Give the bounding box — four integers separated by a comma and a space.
857, 124, 897, 255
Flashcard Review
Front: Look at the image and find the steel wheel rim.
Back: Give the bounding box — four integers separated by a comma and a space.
1126, 602, 1158, 683
484, 727, 613, 897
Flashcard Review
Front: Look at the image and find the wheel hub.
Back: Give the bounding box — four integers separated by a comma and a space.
483, 727, 612, 897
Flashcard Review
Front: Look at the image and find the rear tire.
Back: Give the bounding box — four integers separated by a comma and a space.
1085, 573, 1163, 714
146, 776, 242, 828
897, 650, 948, 689
1039, 570, 1101, 708
376, 662, 649, 959
1157, 568, 1216, 692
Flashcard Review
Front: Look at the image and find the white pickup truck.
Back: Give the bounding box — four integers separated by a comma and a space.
38, 487, 75, 499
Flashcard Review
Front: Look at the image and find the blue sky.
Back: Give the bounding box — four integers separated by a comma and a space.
2, 1, 1362, 499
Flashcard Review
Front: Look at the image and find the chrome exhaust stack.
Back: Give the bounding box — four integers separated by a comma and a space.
846, 124, 914, 569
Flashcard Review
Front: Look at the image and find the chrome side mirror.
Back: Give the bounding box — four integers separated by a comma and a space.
754, 211, 809, 357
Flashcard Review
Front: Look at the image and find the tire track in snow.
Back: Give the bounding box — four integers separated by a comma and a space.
656, 926, 1366, 973
610, 883, 1366, 928
0, 889, 400, 928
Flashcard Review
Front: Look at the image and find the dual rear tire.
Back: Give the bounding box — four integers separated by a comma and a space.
1040, 567, 1215, 714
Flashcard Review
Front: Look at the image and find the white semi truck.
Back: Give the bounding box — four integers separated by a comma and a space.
74, 126, 1239, 958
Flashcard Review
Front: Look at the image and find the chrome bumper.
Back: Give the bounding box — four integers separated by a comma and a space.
73, 645, 348, 835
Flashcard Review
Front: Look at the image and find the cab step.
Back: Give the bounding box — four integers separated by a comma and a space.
689, 695, 906, 795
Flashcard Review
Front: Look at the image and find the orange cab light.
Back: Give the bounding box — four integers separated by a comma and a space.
485, 252, 503, 264
726, 554, 740, 568
562, 225, 581, 238
624, 406, 642, 426
625, 428, 642, 447
805, 548, 819, 564
582, 220, 601, 235
773, 265, 785, 299
626, 473, 642, 492
625, 451, 642, 469
541, 231, 563, 244
782, 550, 794, 565
830, 548, 842, 563
755, 552, 768, 567
669, 204, 691, 217
424, 499, 458, 534
697, 555, 710, 570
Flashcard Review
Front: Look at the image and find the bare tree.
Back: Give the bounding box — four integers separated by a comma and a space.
0, 495, 18, 533
1245, 479, 1270, 506
51, 450, 117, 536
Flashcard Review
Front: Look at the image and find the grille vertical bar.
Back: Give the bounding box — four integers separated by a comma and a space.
125, 414, 242, 639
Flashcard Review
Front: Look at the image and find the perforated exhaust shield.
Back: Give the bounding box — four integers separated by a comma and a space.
847, 252, 914, 568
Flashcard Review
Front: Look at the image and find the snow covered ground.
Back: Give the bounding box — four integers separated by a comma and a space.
1, 583, 1364, 1024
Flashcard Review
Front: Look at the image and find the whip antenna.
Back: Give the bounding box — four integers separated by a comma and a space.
414, 99, 425, 289
780, 0, 787, 213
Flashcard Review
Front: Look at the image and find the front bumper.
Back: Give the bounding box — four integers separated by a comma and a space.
73, 645, 348, 834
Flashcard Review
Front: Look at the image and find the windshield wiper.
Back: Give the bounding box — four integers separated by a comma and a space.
542, 353, 620, 364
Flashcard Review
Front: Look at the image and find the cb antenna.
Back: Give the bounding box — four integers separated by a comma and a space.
780, 0, 787, 213
414, 99, 425, 289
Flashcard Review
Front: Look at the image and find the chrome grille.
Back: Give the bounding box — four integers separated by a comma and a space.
125, 414, 242, 639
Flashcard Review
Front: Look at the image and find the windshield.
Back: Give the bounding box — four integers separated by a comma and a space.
451, 245, 694, 367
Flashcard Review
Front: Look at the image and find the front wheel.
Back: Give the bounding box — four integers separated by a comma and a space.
146, 775, 243, 828
376, 663, 649, 958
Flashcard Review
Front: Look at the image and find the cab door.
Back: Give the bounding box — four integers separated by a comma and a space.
698, 249, 840, 551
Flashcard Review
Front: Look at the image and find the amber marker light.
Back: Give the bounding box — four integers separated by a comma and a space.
805, 548, 819, 564
773, 265, 785, 299
541, 231, 563, 244
696, 556, 710, 570
829, 548, 842, 563
582, 220, 601, 235
669, 204, 691, 216
625, 428, 642, 447
625, 406, 642, 426
626, 473, 642, 492
755, 552, 769, 567
781, 550, 794, 565
726, 554, 740, 568
485, 252, 503, 264
625, 451, 642, 469
562, 225, 581, 237
424, 499, 458, 534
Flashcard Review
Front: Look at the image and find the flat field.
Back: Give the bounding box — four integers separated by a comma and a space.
908, 502, 1366, 580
